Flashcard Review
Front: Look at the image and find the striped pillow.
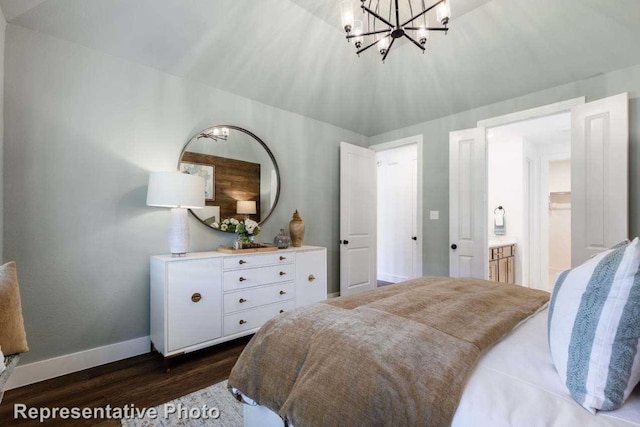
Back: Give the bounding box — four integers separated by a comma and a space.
548, 237, 640, 413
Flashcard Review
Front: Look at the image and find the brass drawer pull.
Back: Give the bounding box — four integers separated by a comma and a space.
308, 274, 316, 282
279, 256, 286, 261
279, 309, 285, 314
239, 277, 246, 282
191, 293, 202, 303
239, 298, 247, 303
239, 319, 247, 325
239, 260, 247, 265
279, 290, 286, 295
279, 271, 286, 276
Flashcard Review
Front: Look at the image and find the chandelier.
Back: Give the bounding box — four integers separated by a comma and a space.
198, 127, 229, 141
340, 0, 451, 62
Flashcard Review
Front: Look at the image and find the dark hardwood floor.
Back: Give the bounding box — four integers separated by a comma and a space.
0, 336, 252, 426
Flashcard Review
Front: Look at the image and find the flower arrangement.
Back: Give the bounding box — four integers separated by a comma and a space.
212, 217, 261, 243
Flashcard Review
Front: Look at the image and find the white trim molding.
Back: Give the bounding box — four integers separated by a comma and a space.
477, 97, 585, 128
5, 336, 150, 390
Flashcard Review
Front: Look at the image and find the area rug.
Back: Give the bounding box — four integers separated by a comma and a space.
121, 380, 243, 427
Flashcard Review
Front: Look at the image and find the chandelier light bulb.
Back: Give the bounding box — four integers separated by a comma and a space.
212, 128, 220, 136
436, 0, 451, 26
353, 20, 364, 48
416, 19, 429, 46
378, 36, 389, 55
341, 0, 354, 32
222, 127, 229, 137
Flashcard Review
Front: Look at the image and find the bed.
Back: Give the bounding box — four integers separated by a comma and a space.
228, 277, 640, 427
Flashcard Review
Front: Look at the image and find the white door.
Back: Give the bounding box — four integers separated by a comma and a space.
340, 142, 377, 296
449, 127, 487, 278
571, 93, 629, 265
376, 144, 418, 283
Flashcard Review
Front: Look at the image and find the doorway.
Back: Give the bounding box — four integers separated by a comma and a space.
449, 93, 628, 286
486, 112, 571, 290
371, 136, 423, 286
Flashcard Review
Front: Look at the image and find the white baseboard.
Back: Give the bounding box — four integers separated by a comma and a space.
377, 273, 404, 283
5, 336, 150, 391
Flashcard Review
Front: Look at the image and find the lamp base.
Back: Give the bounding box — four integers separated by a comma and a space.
168, 208, 190, 256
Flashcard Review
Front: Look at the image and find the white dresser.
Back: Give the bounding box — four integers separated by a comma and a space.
150, 246, 327, 369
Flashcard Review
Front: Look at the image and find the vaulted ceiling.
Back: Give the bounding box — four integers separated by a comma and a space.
1, 0, 639, 136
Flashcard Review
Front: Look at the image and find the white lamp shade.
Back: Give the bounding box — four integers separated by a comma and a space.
237, 200, 257, 215
146, 172, 205, 209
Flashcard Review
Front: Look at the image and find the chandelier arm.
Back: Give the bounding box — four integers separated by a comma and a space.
361, 4, 394, 28
400, 0, 444, 27
394, 0, 400, 27
404, 26, 449, 31
382, 37, 396, 62
356, 36, 387, 55
346, 28, 391, 39
403, 33, 426, 51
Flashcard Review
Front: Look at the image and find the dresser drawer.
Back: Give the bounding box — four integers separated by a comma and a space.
223, 263, 295, 291
502, 245, 514, 257
224, 301, 296, 336
224, 282, 294, 314
223, 253, 293, 270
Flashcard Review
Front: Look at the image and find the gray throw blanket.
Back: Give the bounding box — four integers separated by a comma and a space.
228, 277, 549, 427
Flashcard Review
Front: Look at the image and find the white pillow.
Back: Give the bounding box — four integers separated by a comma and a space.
548, 237, 640, 413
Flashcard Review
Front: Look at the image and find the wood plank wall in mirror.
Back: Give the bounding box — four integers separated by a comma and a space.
181, 151, 261, 223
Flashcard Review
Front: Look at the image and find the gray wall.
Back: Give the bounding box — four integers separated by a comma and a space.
370, 64, 640, 278
0, 10, 5, 263
4, 25, 368, 363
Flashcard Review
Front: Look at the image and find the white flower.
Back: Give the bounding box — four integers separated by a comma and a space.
220, 224, 228, 231
222, 218, 230, 225
211, 222, 220, 229
230, 218, 239, 225
245, 219, 258, 234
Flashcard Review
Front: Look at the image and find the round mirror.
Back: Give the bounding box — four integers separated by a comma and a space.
178, 125, 280, 229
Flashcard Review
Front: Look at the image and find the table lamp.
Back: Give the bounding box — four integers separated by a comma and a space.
147, 172, 205, 256
237, 200, 257, 219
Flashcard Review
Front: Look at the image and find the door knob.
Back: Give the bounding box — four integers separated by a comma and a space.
341, 240, 349, 245
451, 244, 457, 250
412, 236, 417, 241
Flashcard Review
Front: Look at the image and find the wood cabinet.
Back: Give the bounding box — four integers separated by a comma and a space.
488, 244, 515, 284
150, 246, 327, 367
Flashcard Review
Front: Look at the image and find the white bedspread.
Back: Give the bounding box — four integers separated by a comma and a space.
452, 307, 640, 427
242, 307, 640, 427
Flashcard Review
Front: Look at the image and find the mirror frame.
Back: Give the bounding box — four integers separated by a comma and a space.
178, 125, 281, 230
